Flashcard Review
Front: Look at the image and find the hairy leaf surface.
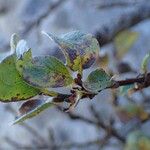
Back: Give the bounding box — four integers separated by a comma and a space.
15, 40, 73, 88
17, 55, 73, 88
83, 69, 113, 93
42, 31, 100, 72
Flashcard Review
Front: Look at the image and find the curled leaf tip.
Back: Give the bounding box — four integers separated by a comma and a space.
10, 33, 19, 53
13, 99, 54, 124
42, 31, 100, 72
41, 31, 54, 41
141, 52, 150, 73
16, 40, 30, 59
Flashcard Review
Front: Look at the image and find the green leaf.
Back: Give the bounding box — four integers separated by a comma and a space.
42, 31, 100, 73
18, 55, 73, 88
114, 30, 138, 59
13, 99, 53, 124
141, 52, 150, 73
14, 39, 58, 97
83, 68, 113, 93
117, 103, 149, 122
0, 55, 40, 102
14, 39, 73, 88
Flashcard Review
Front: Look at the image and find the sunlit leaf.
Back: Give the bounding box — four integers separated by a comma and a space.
114, 30, 138, 59
0, 55, 40, 102
83, 68, 114, 93
13, 99, 53, 124
125, 131, 150, 150
141, 52, 150, 73
42, 31, 100, 73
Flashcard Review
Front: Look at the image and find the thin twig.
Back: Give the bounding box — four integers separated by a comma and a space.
90, 105, 125, 143
95, 1, 150, 46
112, 73, 150, 88
5, 105, 48, 146
57, 107, 125, 143
97, 1, 143, 9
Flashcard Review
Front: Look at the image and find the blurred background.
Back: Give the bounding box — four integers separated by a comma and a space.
0, 0, 150, 149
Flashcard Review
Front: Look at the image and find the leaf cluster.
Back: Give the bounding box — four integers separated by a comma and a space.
0, 30, 149, 124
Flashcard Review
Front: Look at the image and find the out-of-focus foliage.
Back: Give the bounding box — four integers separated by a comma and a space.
114, 30, 138, 59
116, 103, 149, 123
125, 131, 150, 150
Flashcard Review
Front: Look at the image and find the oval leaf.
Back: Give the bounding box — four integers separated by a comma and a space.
14, 39, 73, 88
125, 131, 150, 150
42, 31, 100, 72
13, 99, 53, 124
0, 55, 40, 102
17, 55, 73, 88
83, 69, 113, 93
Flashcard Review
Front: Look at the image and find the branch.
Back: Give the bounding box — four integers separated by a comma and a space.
2, 0, 150, 56
4, 137, 33, 149
52, 139, 101, 149
5, 105, 48, 146
112, 72, 150, 88
95, 1, 150, 46
69, 113, 125, 142
97, 1, 142, 9
22, 0, 67, 35
52, 72, 150, 111
75, 72, 150, 101
57, 106, 125, 143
